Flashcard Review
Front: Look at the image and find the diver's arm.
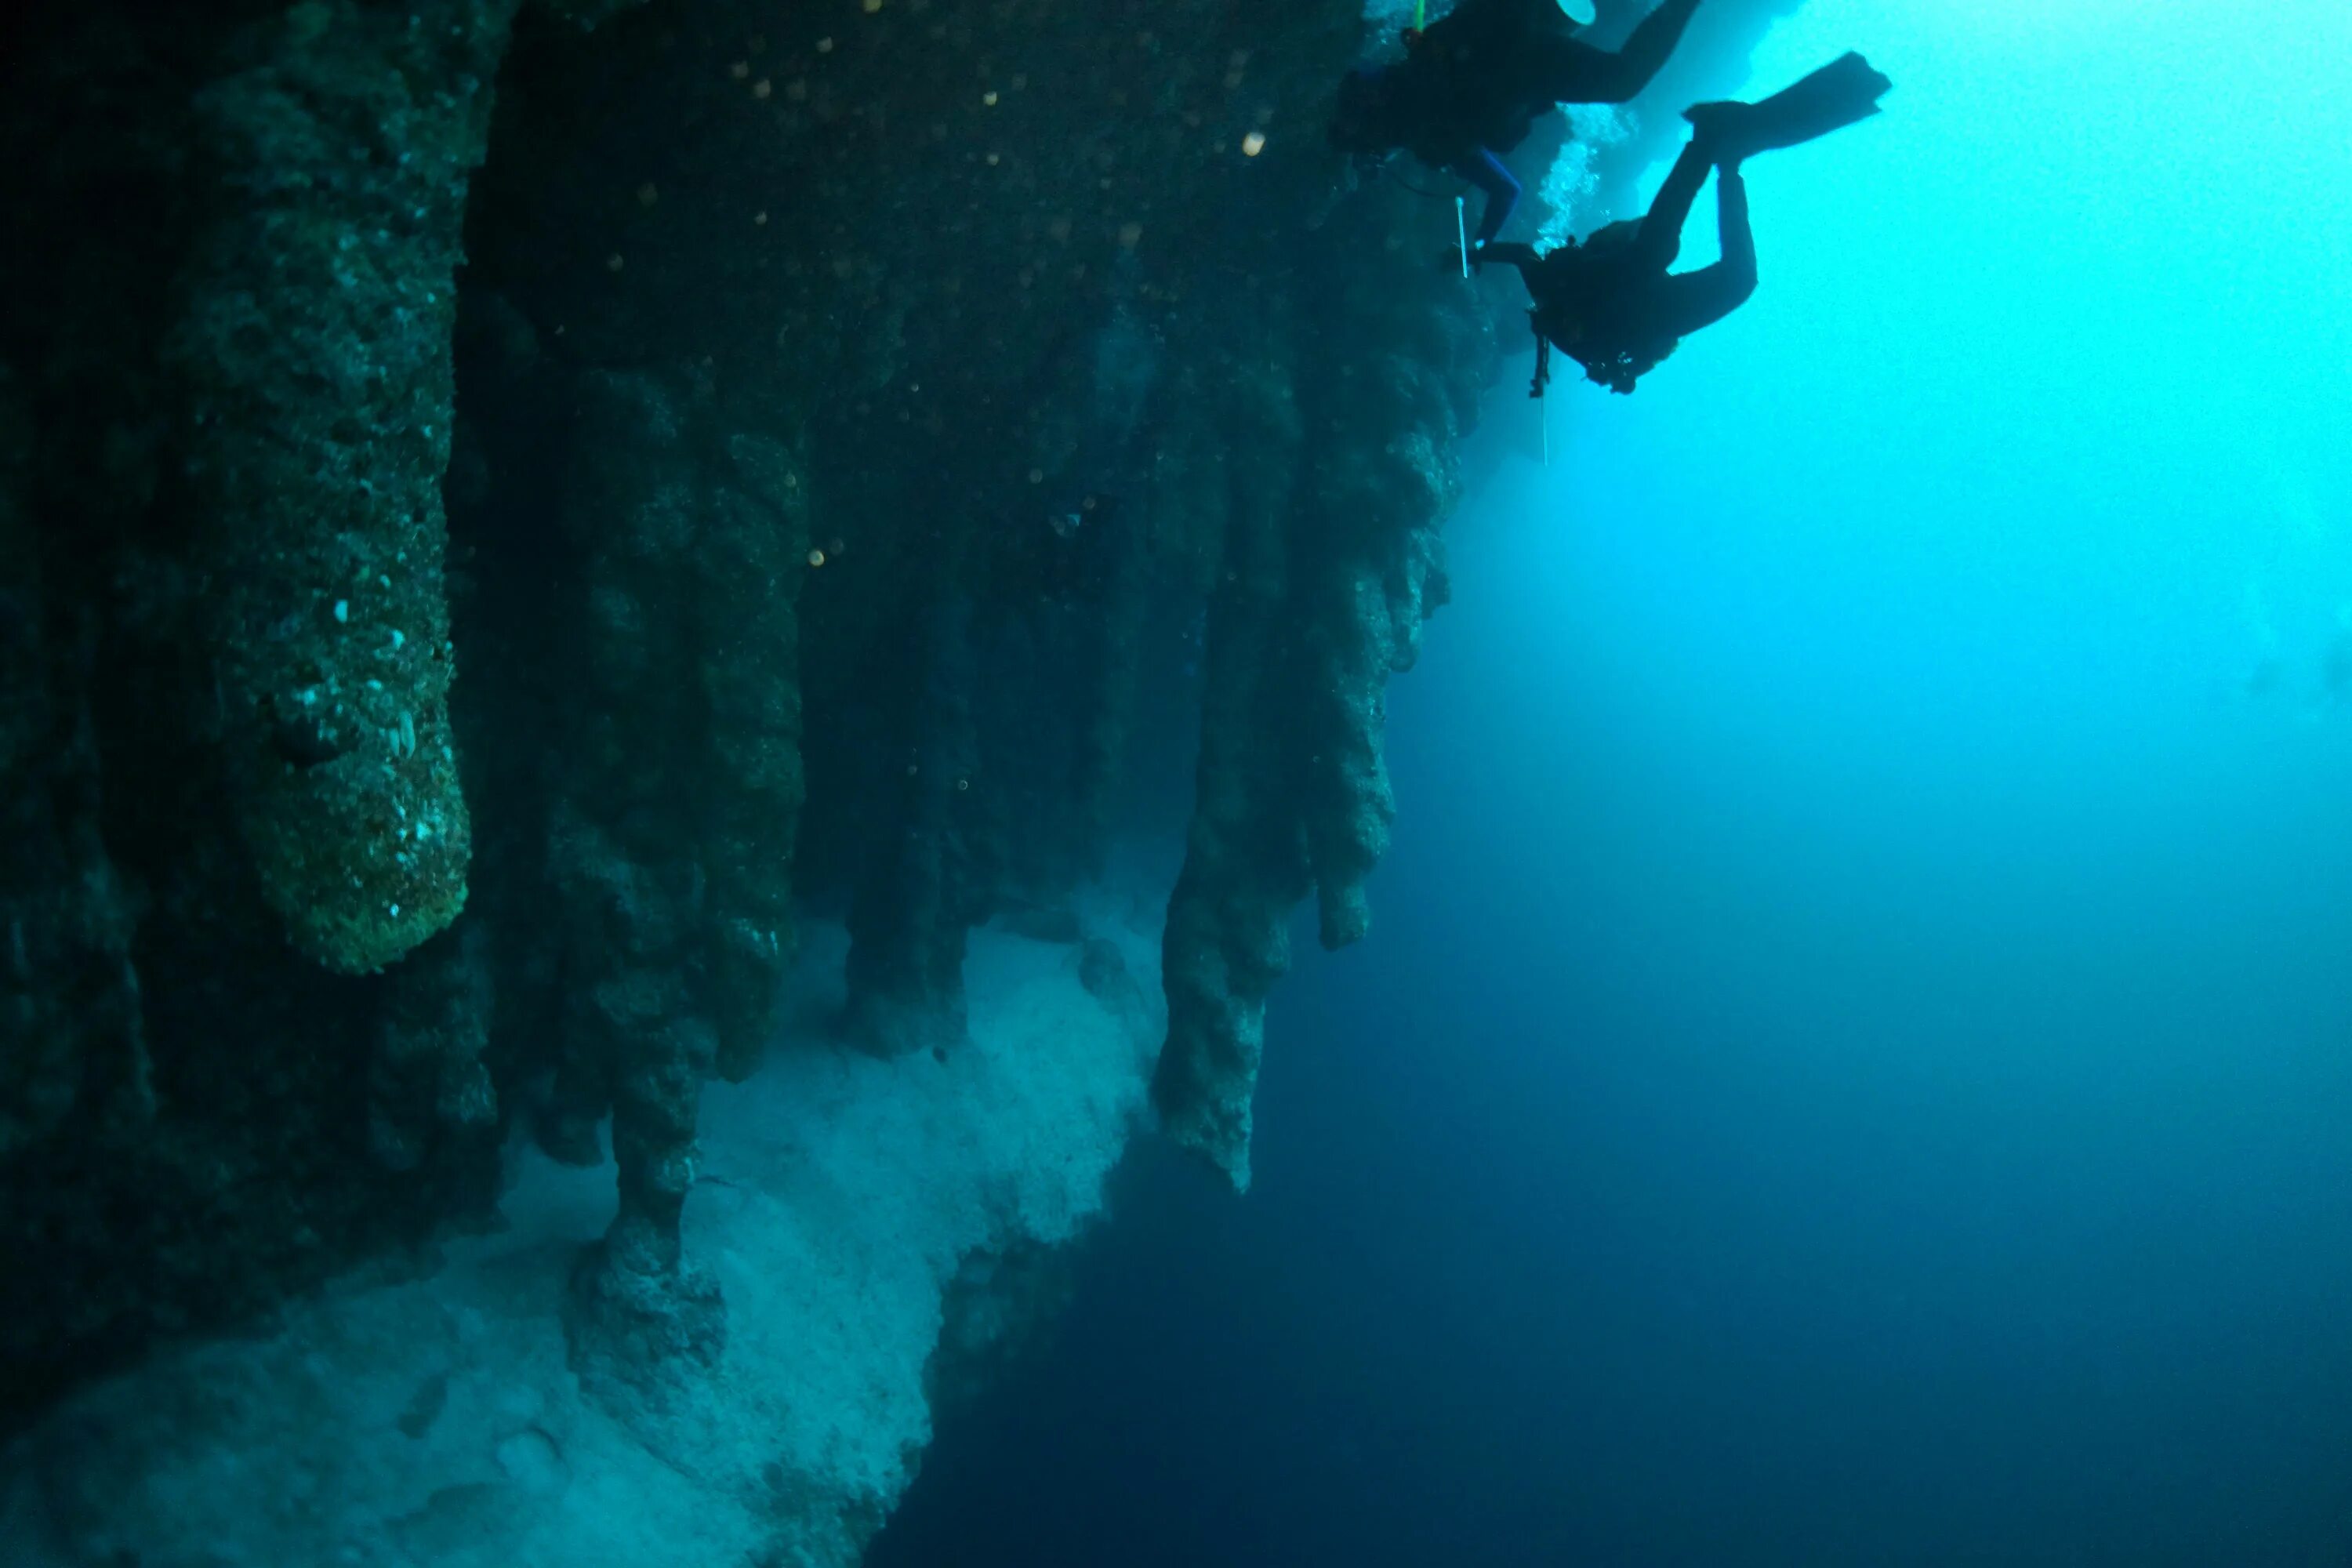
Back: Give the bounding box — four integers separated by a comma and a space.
1572, 0, 1703, 103
1626, 138, 1712, 272
1651, 166, 1756, 335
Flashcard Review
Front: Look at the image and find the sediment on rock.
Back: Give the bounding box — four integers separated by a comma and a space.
0, 921, 1164, 1568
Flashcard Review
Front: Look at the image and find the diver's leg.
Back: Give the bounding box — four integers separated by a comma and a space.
1683, 53, 1893, 165
1477, 241, 1542, 271
1629, 137, 1711, 271
1536, 0, 1703, 103
1475, 239, 1545, 289
1714, 161, 1756, 285
1609, 0, 1705, 98
1450, 147, 1523, 248
1651, 164, 1755, 336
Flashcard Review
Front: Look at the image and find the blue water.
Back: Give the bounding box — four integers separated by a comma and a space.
874, 0, 2352, 1561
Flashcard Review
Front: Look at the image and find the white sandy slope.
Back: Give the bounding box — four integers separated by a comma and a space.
0, 916, 1160, 1568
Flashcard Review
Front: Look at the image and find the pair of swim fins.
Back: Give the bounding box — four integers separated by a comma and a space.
1682, 51, 1893, 165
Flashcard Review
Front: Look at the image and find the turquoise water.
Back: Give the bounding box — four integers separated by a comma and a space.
873, 1, 2352, 1561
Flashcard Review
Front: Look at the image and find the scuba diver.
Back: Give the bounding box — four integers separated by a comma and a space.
1480, 52, 1891, 395
1330, 0, 1706, 253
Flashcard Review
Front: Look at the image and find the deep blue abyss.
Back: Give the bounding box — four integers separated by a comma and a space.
873, 1, 2352, 1562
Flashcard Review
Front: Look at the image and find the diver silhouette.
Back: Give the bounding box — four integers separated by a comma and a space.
1330, 0, 1706, 253
1483, 52, 1891, 395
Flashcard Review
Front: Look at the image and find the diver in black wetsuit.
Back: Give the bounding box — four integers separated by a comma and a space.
1330, 0, 1705, 253
1482, 53, 1892, 394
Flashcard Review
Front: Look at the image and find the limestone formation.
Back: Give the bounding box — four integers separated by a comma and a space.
171, 0, 510, 973
0, 0, 1795, 1514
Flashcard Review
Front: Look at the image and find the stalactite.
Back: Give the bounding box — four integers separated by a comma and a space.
846, 586, 984, 1059
169, 0, 519, 974
545, 368, 730, 1397
1152, 211, 1493, 1189
0, 368, 152, 1162
695, 432, 810, 1083
0, 0, 1798, 1512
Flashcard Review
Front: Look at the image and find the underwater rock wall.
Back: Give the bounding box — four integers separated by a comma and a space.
1145, 0, 1803, 1189
172, 0, 506, 978
1152, 218, 1486, 1191
0, 0, 542, 1418
0, 368, 144, 1163
2, 921, 1163, 1568
0, 0, 1791, 1504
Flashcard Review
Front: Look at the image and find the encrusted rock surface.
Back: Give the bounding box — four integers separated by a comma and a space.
0, 0, 1788, 1527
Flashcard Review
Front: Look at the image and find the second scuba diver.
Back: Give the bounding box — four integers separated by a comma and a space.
1329, 0, 1707, 257
1479, 52, 1893, 395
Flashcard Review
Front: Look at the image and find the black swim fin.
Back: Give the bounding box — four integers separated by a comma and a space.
1682, 52, 1892, 165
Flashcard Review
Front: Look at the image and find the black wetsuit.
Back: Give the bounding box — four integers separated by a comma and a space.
1486, 53, 1890, 394
1483, 136, 1754, 394
1437, 0, 1707, 123
1341, 0, 1705, 247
